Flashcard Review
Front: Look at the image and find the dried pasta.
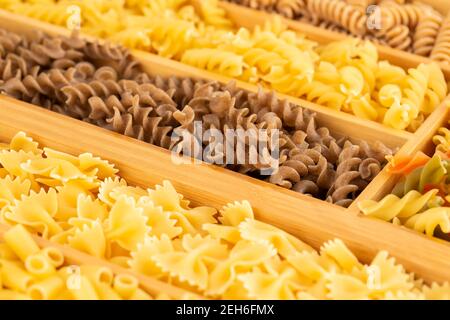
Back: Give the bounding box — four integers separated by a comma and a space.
0, 225, 153, 300
0, 28, 393, 207
1, 0, 447, 132
0, 132, 448, 300
359, 150, 450, 239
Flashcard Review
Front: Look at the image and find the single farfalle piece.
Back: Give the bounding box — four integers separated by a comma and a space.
218, 200, 254, 226
55, 181, 92, 221
0, 149, 41, 183
67, 219, 106, 258
325, 273, 370, 300
104, 195, 149, 251
44, 147, 117, 179
20, 157, 93, 187
0, 175, 31, 210
238, 218, 315, 258
137, 197, 182, 239
8, 131, 42, 155
128, 235, 175, 278
365, 251, 414, 299
238, 266, 300, 299
287, 250, 326, 282
320, 239, 361, 273
98, 177, 127, 207
4, 188, 61, 238
147, 180, 217, 235
76, 194, 109, 222
153, 234, 228, 291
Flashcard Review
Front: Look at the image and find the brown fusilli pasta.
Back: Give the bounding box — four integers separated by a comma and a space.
0, 27, 392, 207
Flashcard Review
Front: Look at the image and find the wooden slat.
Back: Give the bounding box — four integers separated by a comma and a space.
0, 9, 411, 150
0, 96, 449, 283
0, 224, 202, 299
219, 1, 450, 80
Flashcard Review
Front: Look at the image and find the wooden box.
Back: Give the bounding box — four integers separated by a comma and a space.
0, 5, 449, 287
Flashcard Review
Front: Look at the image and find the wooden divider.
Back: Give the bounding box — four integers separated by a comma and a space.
0, 224, 202, 299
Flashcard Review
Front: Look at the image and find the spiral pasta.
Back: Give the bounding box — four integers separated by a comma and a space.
307, 0, 367, 36
391, 154, 447, 197
359, 150, 450, 240
0, 225, 154, 300
181, 49, 245, 77
1, 0, 447, 132
0, 27, 393, 207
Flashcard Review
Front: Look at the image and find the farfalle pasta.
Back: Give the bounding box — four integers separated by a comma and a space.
1, 0, 447, 132
0, 224, 155, 300
0, 132, 449, 300
433, 121, 450, 153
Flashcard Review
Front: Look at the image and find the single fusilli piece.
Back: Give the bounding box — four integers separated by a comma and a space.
431, 13, 450, 65
433, 123, 450, 153
306, 0, 367, 36
413, 11, 443, 57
